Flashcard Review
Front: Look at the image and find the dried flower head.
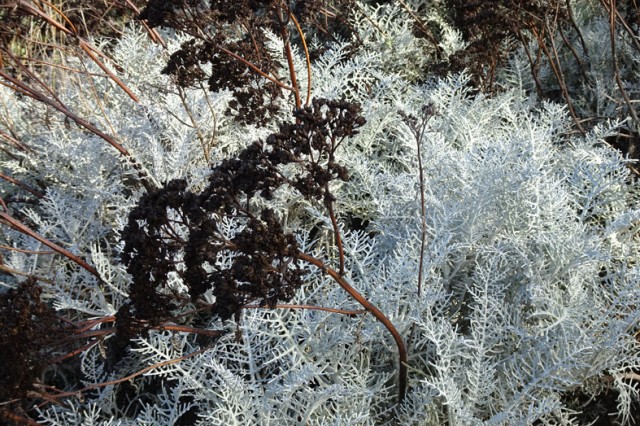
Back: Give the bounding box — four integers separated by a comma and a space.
119, 98, 365, 345
0, 278, 64, 422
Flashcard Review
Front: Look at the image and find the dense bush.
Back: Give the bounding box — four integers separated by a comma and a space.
1, 1, 639, 424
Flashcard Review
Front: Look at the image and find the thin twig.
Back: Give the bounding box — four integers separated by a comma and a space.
557, 23, 588, 80
599, 0, 640, 53
78, 40, 140, 103
518, 30, 545, 98
16, 0, 74, 37
606, 0, 640, 129
40, 344, 214, 401
532, 24, 585, 133
414, 109, 433, 297
123, 0, 166, 47
396, 0, 443, 57
1, 48, 67, 107
326, 200, 346, 275
278, 2, 301, 108
216, 44, 294, 92
0, 130, 32, 152
0, 69, 158, 192
0, 264, 52, 282
36, 0, 79, 35
0, 207, 99, 277
289, 10, 312, 106
177, 85, 209, 162
0, 245, 54, 255
565, 0, 590, 57
0, 172, 45, 198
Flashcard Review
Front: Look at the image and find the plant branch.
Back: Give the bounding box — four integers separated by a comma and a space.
0, 69, 158, 192
531, 25, 585, 133
277, 2, 301, 108
605, 0, 640, 129
0, 172, 45, 198
0, 204, 99, 277
38, 344, 213, 400
297, 252, 407, 403
289, 10, 312, 106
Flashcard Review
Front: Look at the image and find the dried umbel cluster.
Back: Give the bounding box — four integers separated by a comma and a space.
139, 0, 356, 125
118, 98, 365, 343
0, 278, 65, 423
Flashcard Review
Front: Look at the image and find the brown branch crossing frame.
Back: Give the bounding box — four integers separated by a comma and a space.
297, 252, 408, 403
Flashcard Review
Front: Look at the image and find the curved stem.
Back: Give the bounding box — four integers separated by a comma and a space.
289, 10, 312, 106
277, 2, 301, 108
297, 252, 407, 403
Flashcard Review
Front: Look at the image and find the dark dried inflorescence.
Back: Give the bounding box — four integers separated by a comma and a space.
142, 0, 283, 125
119, 98, 365, 344
139, 0, 356, 126
0, 278, 64, 422
138, 0, 212, 31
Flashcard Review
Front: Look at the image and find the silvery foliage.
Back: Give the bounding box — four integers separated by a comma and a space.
1, 1, 639, 424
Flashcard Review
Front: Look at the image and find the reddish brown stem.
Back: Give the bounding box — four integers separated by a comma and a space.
0, 245, 54, 255
0, 264, 52, 282
50, 339, 100, 364
216, 45, 294, 92
71, 316, 115, 333
326, 201, 346, 275
565, 0, 589, 57
0, 209, 99, 277
0, 69, 156, 192
36, 0, 79, 35
78, 40, 140, 103
156, 323, 225, 337
413, 116, 430, 298
0, 173, 45, 198
605, 0, 640, 128
278, 2, 302, 108
46, 345, 212, 398
16, 0, 74, 36
531, 25, 585, 133
289, 10, 312, 106
297, 252, 408, 403
0, 130, 32, 152
123, 0, 166, 47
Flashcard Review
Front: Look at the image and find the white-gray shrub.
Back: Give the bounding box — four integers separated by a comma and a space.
1, 4, 639, 425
